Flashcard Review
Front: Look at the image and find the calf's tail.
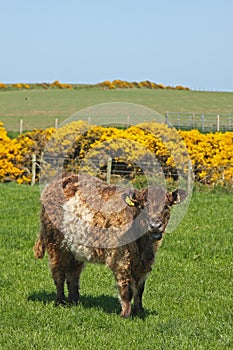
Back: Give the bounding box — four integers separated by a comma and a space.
33, 238, 45, 259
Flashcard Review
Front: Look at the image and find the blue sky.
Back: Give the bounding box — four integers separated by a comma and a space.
1, 0, 233, 91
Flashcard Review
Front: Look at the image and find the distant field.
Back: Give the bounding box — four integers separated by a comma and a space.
0, 88, 233, 131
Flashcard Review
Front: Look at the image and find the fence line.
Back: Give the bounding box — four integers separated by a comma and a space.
31, 154, 232, 187
15, 113, 233, 134
165, 112, 233, 132
19, 118, 59, 134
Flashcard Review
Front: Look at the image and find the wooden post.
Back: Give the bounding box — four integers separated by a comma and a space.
216, 114, 220, 132
229, 116, 232, 131
55, 118, 58, 129
188, 159, 193, 192
189, 114, 192, 129
106, 157, 112, 184
177, 113, 180, 129
201, 114, 205, 132
31, 154, 36, 186
19, 119, 23, 134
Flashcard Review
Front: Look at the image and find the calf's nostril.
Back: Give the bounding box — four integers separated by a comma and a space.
149, 222, 163, 231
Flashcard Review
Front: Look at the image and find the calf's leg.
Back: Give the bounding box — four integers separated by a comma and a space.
66, 261, 84, 304
133, 279, 146, 315
47, 246, 66, 305
51, 264, 66, 305
115, 278, 133, 318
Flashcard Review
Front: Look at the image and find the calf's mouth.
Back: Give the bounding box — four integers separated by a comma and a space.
148, 221, 164, 241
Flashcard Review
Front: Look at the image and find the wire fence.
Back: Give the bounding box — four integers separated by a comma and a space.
12, 113, 233, 134
33, 155, 232, 189
165, 112, 233, 132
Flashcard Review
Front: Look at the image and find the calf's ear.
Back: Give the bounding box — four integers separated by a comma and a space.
168, 189, 188, 205
122, 188, 148, 208
122, 191, 137, 207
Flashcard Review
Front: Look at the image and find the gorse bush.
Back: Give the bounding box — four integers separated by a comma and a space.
179, 130, 233, 184
0, 121, 232, 186
65, 123, 184, 182
50, 80, 73, 89
98, 80, 190, 91
0, 82, 7, 89
0, 80, 190, 91
0, 80, 73, 90
0, 122, 54, 183
0, 122, 33, 183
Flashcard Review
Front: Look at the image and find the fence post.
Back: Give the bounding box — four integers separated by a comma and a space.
189, 115, 192, 129
201, 114, 205, 132
177, 113, 180, 129
31, 154, 36, 186
188, 159, 193, 192
229, 117, 232, 131
19, 119, 23, 134
55, 118, 58, 129
216, 115, 220, 132
106, 157, 112, 184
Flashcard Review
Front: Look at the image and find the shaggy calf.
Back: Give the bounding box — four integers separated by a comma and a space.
34, 173, 186, 318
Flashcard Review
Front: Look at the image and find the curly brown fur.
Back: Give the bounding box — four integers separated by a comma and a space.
34, 173, 186, 317
33, 238, 45, 259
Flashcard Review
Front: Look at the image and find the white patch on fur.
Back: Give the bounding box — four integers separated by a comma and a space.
62, 185, 136, 251
62, 193, 97, 262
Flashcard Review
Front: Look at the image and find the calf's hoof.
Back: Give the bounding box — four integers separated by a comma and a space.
55, 298, 66, 307
120, 303, 132, 318
132, 306, 145, 317
120, 310, 131, 318
68, 298, 79, 306
68, 292, 80, 305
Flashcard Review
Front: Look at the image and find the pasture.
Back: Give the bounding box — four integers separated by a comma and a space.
0, 184, 232, 349
0, 88, 233, 131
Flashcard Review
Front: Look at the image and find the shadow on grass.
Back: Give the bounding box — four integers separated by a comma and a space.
80, 294, 121, 314
28, 290, 57, 304
28, 290, 157, 319
28, 290, 120, 314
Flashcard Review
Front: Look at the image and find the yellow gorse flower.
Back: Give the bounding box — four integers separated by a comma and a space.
0, 121, 232, 185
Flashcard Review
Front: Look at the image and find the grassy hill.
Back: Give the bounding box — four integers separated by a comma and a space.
0, 88, 233, 131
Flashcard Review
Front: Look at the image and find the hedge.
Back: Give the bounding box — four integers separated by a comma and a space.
0, 121, 232, 186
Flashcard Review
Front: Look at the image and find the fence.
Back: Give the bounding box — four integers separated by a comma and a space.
18, 118, 59, 134
32, 154, 228, 189
15, 113, 233, 134
32, 155, 193, 190
165, 112, 233, 132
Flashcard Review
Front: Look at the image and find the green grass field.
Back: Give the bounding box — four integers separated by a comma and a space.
0, 184, 232, 349
0, 88, 233, 131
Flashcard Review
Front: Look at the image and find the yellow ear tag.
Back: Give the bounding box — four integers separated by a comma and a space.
125, 196, 135, 206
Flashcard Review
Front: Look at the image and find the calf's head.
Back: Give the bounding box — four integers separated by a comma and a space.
122, 187, 187, 241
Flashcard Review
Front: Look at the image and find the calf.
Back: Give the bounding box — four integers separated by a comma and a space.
34, 173, 186, 318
